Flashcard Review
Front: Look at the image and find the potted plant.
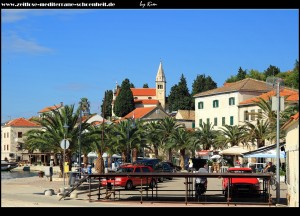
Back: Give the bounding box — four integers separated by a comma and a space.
38, 171, 45, 178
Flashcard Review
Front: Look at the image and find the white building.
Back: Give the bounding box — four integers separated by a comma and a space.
193, 78, 271, 130
1, 118, 42, 163
282, 112, 299, 207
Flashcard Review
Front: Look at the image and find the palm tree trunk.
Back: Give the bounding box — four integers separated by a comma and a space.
94, 152, 104, 174
132, 148, 137, 163
168, 148, 172, 161
121, 151, 126, 163
107, 154, 112, 169
179, 149, 185, 170
83, 153, 88, 166
154, 147, 159, 158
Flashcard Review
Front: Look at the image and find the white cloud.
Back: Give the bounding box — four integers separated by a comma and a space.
3, 33, 53, 54
2, 10, 29, 23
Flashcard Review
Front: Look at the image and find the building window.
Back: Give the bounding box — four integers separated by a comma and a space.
148, 97, 152, 99
214, 117, 218, 126
198, 102, 204, 109
134, 97, 138, 99
7, 145, 9, 151
157, 84, 163, 89
4, 133, 5, 138
222, 117, 225, 126
229, 97, 235, 105
250, 109, 255, 121
18, 132, 22, 138
258, 109, 262, 119
206, 118, 210, 125
7, 132, 9, 138
230, 116, 234, 125
199, 119, 202, 126
213, 100, 219, 108
244, 111, 249, 121
192, 122, 195, 129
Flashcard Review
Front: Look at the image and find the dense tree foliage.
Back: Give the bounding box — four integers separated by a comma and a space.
237, 67, 247, 81
113, 78, 135, 117
191, 74, 217, 96
101, 90, 113, 119
224, 61, 298, 89
168, 74, 193, 112
264, 65, 280, 77
283, 60, 299, 89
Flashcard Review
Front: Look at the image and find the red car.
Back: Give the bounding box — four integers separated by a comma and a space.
101, 164, 157, 190
222, 167, 261, 197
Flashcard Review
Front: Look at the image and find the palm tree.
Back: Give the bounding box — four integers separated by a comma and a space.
195, 122, 219, 150
79, 97, 91, 167
252, 96, 296, 142
144, 121, 162, 158
170, 127, 194, 169
158, 117, 183, 161
217, 125, 247, 149
244, 119, 270, 148
24, 104, 95, 176
110, 119, 141, 163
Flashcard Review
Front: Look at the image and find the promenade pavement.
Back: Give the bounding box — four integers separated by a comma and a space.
1, 166, 288, 207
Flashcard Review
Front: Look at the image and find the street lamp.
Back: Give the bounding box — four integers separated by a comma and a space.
78, 107, 83, 178
63, 121, 69, 186
126, 118, 135, 163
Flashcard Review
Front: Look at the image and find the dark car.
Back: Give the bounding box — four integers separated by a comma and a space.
133, 158, 161, 169
163, 161, 182, 172
154, 162, 174, 182
222, 167, 261, 198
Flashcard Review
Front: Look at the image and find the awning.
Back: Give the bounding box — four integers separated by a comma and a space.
219, 146, 248, 156
243, 149, 285, 158
242, 142, 286, 157
87, 152, 97, 157
195, 150, 210, 157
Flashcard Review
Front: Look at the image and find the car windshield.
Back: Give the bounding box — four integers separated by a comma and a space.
116, 167, 134, 173
229, 170, 252, 174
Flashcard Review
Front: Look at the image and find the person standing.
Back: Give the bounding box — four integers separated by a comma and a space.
195, 163, 208, 198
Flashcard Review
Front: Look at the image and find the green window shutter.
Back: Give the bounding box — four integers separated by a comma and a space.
222, 117, 225, 126
213, 100, 219, 108
230, 116, 234, 125
229, 97, 235, 105
198, 102, 204, 109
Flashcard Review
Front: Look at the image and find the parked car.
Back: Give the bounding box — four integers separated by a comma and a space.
222, 167, 261, 198
133, 158, 161, 169
100, 164, 157, 190
163, 161, 182, 172
154, 162, 174, 182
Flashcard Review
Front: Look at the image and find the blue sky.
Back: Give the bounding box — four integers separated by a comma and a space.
1, 9, 299, 123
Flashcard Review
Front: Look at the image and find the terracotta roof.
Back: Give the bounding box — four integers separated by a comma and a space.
239, 88, 299, 105
123, 107, 157, 120
282, 112, 299, 130
176, 110, 195, 121
5, 118, 40, 127
134, 99, 160, 105
131, 88, 156, 96
193, 78, 270, 97
38, 103, 63, 113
